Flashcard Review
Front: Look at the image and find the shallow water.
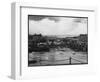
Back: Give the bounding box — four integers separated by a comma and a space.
29, 48, 88, 66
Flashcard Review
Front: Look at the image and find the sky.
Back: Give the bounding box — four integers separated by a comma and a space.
29, 15, 88, 36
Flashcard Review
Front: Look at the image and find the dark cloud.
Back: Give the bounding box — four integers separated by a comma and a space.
74, 18, 88, 23
29, 15, 60, 22
48, 17, 60, 22
29, 15, 88, 24
29, 15, 46, 21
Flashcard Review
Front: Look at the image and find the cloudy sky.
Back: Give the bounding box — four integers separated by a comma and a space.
29, 15, 88, 36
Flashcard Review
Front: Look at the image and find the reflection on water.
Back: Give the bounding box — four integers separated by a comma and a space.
28, 48, 88, 66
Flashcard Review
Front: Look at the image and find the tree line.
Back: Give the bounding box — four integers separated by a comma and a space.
28, 34, 88, 53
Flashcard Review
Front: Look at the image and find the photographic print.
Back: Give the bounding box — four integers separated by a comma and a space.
28, 15, 88, 66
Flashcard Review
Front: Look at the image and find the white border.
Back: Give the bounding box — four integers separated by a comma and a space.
11, 2, 96, 80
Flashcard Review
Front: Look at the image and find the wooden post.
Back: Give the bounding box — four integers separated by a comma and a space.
69, 57, 72, 64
